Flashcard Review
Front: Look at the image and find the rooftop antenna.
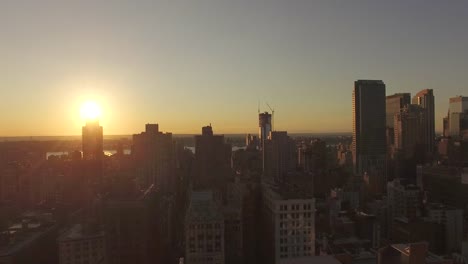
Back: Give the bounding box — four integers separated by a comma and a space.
258, 100, 260, 114
266, 102, 275, 131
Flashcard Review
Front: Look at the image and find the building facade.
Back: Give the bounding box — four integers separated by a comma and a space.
412, 89, 435, 156
58, 224, 106, 264
386, 93, 411, 129
132, 124, 176, 191
261, 182, 315, 264
352, 80, 387, 193
185, 191, 225, 264
394, 105, 426, 160
193, 125, 232, 190
82, 120, 103, 161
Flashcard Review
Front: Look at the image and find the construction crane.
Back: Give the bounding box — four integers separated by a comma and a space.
266, 102, 275, 131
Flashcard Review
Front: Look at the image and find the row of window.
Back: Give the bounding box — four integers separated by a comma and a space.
189, 234, 222, 240
279, 212, 313, 219
279, 229, 313, 236
279, 245, 313, 253
188, 244, 222, 253
279, 252, 313, 258
279, 221, 313, 228
188, 256, 222, 264
189, 223, 222, 229
279, 237, 313, 244
279, 203, 313, 211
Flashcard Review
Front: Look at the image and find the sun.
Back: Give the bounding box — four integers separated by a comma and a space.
80, 101, 102, 120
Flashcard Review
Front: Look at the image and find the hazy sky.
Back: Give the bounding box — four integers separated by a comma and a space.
1, 0, 467, 136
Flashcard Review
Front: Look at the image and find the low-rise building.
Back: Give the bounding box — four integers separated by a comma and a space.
58, 223, 106, 264
185, 191, 224, 264
261, 181, 315, 264
0, 212, 58, 264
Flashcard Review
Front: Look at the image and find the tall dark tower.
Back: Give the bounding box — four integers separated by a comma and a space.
352, 80, 387, 193
132, 124, 175, 191
412, 89, 435, 156
258, 112, 272, 148
82, 120, 103, 161
193, 125, 231, 190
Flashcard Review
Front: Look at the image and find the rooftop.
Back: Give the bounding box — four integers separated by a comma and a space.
262, 175, 314, 200
278, 256, 341, 264
187, 191, 223, 223
58, 224, 104, 242
0, 216, 56, 257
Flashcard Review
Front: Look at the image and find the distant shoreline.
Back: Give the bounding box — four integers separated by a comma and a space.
0, 132, 352, 142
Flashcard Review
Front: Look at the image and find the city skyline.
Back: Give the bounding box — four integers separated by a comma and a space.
2, 0, 468, 136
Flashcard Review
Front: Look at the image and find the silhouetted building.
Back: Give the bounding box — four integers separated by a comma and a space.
443, 116, 450, 138
263, 131, 296, 183
58, 223, 107, 264
185, 191, 225, 264
245, 134, 258, 150
387, 179, 420, 221
448, 96, 468, 137
224, 182, 244, 264
82, 120, 103, 161
132, 124, 175, 191
352, 80, 387, 193
102, 184, 155, 264
259, 112, 272, 149
391, 217, 442, 253
426, 203, 463, 254
412, 89, 435, 156
394, 105, 426, 160
378, 242, 452, 264
387, 93, 411, 129
193, 125, 231, 190
0, 213, 59, 264
353, 212, 381, 248
298, 139, 327, 173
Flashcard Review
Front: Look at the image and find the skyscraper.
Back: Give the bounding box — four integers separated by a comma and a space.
261, 181, 315, 264
185, 191, 225, 264
258, 112, 272, 148
82, 120, 103, 161
412, 89, 435, 155
132, 124, 175, 191
386, 93, 411, 129
263, 131, 296, 183
394, 105, 426, 160
447, 96, 468, 138
352, 80, 387, 193
193, 125, 232, 190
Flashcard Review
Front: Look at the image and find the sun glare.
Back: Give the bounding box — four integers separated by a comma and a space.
80, 101, 102, 120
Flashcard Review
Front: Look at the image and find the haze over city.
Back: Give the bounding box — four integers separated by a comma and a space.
2, 1, 468, 264
2, 0, 468, 136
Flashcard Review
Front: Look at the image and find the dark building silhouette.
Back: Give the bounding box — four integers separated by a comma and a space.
185, 191, 225, 264
102, 181, 155, 264
263, 131, 296, 183
352, 80, 387, 193
394, 105, 426, 160
193, 125, 231, 190
0, 213, 59, 264
378, 242, 451, 264
132, 124, 175, 192
386, 93, 411, 129
412, 89, 435, 156
298, 138, 327, 173
82, 120, 103, 161
258, 112, 272, 149
446, 96, 468, 139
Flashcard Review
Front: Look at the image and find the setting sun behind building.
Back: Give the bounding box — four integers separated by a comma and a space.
80, 101, 102, 121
